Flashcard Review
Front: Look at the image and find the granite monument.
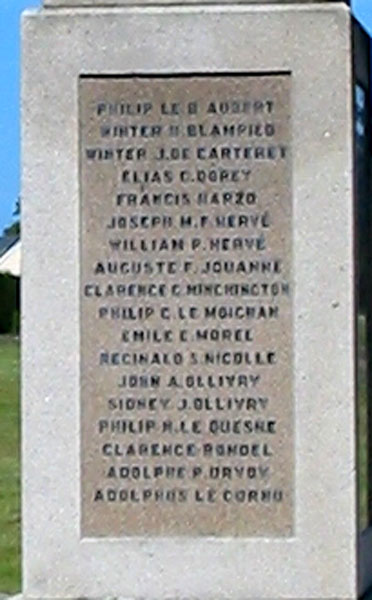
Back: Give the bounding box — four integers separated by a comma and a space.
21, 0, 372, 597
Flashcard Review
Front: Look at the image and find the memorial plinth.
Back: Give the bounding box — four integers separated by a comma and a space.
21, 0, 372, 598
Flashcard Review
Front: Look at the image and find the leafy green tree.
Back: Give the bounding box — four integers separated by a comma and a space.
3, 198, 20, 237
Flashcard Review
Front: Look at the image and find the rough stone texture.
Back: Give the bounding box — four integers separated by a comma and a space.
21, 2, 370, 599
44, 0, 348, 6
80, 74, 294, 539
3, 595, 372, 600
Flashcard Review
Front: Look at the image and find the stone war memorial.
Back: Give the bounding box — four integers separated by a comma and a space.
21, 0, 372, 597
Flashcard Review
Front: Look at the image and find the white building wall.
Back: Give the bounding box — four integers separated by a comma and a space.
0, 241, 21, 277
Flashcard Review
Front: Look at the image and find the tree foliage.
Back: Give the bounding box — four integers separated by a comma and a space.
3, 198, 20, 237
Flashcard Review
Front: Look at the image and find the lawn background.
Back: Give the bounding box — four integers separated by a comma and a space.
0, 336, 20, 594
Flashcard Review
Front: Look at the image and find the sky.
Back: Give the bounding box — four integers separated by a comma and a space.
0, 0, 372, 234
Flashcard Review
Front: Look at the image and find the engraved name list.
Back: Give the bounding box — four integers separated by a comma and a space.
80, 74, 293, 537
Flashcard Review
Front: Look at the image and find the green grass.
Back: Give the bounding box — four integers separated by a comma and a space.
358, 313, 369, 531
0, 336, 21, 594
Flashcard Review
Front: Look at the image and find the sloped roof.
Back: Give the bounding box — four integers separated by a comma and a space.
0, 238, 21, 277
0, 235, 19, 259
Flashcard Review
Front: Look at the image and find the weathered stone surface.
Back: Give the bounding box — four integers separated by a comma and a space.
44, 0, 348, 6
80, 74, 293, 538
21, 1, 370, 599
